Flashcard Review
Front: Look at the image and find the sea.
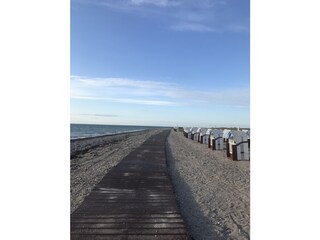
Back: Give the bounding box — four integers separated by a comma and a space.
70, 123, 168, 140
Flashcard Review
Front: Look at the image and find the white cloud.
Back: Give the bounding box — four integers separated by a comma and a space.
75, 76, 177, 89
110, 97, 177, 106
73, 0, 244, 33
71, 75, 249, 107
79, 113, 118, 117
72, 95, 178, 106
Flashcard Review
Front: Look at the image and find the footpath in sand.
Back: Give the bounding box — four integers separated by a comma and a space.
71, 129, 164, 213
71, 129, 190, 240
166, 130, 250, 240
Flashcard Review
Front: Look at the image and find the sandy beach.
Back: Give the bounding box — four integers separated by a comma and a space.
71, 128, 250, 239
166, 130, 250, 240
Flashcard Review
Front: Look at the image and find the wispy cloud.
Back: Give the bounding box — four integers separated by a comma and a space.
71, 75, 249, 107
73, 0, 247, 33
79, 113, 118, 117
73, 96, 178, 106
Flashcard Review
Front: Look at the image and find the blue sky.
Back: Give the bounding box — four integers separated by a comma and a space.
71, 0, 250, 127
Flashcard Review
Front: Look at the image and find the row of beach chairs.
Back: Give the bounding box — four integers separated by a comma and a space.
179, 127, 250, 161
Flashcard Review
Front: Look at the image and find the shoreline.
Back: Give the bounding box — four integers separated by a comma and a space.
71, 128, 169, 158
71, 129, 150, 141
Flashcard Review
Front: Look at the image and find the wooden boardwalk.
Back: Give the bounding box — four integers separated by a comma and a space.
71, 130, 191, 240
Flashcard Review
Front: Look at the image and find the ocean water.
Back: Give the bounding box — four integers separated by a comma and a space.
70, 124, 166, 139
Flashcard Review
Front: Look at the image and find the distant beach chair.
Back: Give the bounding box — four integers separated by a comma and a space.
188, 127, 198, 140
199, 128, 209, 143
209, 129, 224, 150
183, 127, 190, 138
194, 128, 208, 143
222, 129, 232, 142
242, 129, 250, 149
193, 128, 202, 142
226, 130, 250, 161
202, 129, 213, 145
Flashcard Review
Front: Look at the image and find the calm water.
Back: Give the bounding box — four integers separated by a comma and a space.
70, 124, 167, 139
